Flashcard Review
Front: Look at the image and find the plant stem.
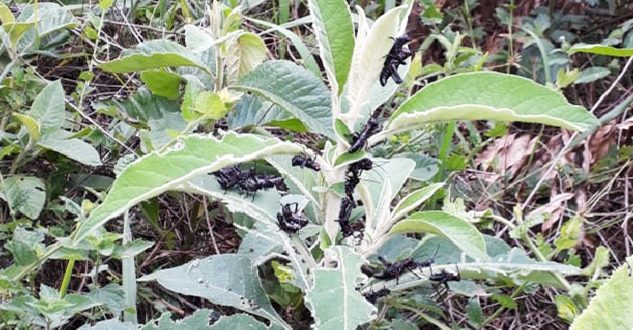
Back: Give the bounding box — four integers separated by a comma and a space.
59, 258, 76, 298
122, 210, 138, 323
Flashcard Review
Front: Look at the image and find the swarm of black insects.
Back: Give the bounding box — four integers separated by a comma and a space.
380, 34, 413, 86
212, 165, 286, 197
344, 158, 373, 205
336, 197, 365, 240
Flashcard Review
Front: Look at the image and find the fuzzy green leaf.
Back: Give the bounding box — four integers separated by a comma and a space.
73, 132, 303, 244
39, 130, 102, 166
390, 211, 488, 261
570, 256, 633, 329
306, 246, 376, 329
307, 0, 354, 94
372, 72, 599, 145
232, 60, 334, 139
0, 176, 46, 219
143, 254, 287, 328
100, 40, 209, 73
29, 80, 65, 133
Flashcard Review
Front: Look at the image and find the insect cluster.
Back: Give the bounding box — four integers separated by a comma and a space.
360, 250, 462, 304
213, 152, 322, 235
380, 34, 413, 86
213, 165, 286, 196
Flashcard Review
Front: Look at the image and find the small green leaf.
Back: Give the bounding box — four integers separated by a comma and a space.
29, 80, 65, 133
39, 130, 102, 166
0, 176, 46, 220
556, 294, 580, 323
333, 151, 367, 167
556, 68, 581, 89
574, 67, 610, 84
391, 183, 444, 222
100, 40, 209, 74
334, 118, 352, 141
140, 70, 182, 100
389, 211, 488, 261
582, 246, 610, 277
554, 215, 583, 252
12, 113, 41, 141
99, 0, 114, 11
492, 294, 517, 309
225, 32, 268, 84
568, 43, 633, 57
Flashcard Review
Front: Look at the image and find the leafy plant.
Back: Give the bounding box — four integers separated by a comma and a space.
1, 0, 630, 328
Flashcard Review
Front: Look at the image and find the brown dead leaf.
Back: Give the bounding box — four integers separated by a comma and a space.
586, 124, 616, 166
476, 134, 536, 179
527, 191, 574, 232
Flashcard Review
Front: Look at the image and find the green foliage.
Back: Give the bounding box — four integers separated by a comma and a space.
570, 257, 633, 329
0, 0, 628, 328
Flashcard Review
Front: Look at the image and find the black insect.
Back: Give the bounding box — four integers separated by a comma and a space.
349, 158, 373, 174
292, 153, 321, 171
365, 257, 424, 285
336, 197, 364, 240
212, 165, 243, 190
380, 34, 413, 86
348, 115, 382, 153
362, 288, 391, 304
240, 173, 286, 195
429, 266, 461, 291
344, 158, 373, 205
277, 202, 308, 233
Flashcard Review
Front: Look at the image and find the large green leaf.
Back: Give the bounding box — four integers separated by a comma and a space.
72, 132, 303, 244
100, 40, 209, 74
389, 211, 488, 261
29, 80, 65, 133
372, 72, 599, 144
307, 0, 354, 94
568, 43, 633, 57
383, 236, 581, 291
306, 246, 376, 329
142, 254, 287, 328
39, 130, 102, 166
570, 256, 633, 329
232, 60, 334, 139
0, 176, 45, 220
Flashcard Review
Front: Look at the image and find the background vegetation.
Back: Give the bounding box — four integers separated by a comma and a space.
0, 0, 632, 329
